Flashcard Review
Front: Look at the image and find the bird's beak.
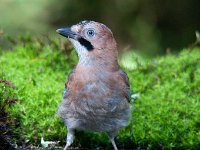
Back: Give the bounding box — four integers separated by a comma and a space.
56, 28, 77, 39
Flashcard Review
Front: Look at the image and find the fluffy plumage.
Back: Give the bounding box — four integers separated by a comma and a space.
56, 21, 131, 150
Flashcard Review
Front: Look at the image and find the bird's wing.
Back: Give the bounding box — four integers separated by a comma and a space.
119, 69, 131, 102
63, 69, 75, 99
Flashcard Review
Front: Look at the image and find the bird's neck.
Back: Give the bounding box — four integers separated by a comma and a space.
74, 62, 119, 82
77, 57, 119, 72
77, 52, 118, 71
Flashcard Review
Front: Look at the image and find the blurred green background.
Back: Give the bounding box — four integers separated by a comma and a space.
0, 0, 200, 55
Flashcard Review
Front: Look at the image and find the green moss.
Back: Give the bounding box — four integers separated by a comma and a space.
121, 49, 200, 149
0, 71, 18, 149
0, 39, 200, 149
0, 40, 77, 144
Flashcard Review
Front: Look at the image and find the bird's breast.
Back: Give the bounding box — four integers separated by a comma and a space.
58, 68, 130, 132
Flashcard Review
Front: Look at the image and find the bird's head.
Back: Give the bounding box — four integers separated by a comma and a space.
56, 20, 118, 69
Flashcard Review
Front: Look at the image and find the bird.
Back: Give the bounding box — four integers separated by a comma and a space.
56, 20, 131, 150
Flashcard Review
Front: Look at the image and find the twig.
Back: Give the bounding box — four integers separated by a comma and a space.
189, 31, 200, 51
0, 80, 15, 89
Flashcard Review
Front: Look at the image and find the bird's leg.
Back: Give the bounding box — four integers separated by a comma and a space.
107, 131, 118, 150
110, 138, 118, 150
64, 128, 75, 150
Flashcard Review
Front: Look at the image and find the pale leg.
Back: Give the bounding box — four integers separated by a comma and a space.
64, 128, 75, 150
107, 131, 118, 150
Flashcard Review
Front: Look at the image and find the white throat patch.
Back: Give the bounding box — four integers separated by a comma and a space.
69, 39, 90, 65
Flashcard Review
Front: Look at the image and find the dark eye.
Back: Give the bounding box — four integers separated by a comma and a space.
87, 29, 95, 37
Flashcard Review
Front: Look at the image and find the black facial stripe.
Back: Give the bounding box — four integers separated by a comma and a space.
78, 37, 94, 51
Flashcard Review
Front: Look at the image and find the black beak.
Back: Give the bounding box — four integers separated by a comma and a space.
56, 28, 77, 39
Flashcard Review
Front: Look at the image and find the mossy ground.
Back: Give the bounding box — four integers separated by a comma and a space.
0, 37, 200, 149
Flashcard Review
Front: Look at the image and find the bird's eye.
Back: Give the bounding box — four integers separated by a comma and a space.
87, 29, 95, 37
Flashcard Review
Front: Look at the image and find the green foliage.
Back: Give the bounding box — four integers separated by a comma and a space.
1, 0, 200, 54
0, 72, 17, 149
0, 37, 78, 145
121, 49, 200, 149
0, 38, 200, 149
